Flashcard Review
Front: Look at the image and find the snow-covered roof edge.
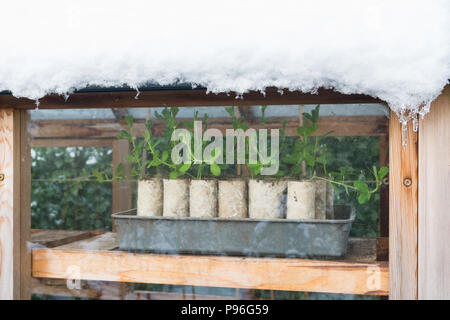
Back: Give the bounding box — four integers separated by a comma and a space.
1, 1, 449, 123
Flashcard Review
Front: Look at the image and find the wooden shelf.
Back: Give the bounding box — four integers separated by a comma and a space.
31, 231, 388, 296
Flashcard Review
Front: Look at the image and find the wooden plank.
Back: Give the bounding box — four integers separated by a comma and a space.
0, 88, 384, 110
56, 233, 118, 251
31, 139, 113, 148
31, 230, 94, 248
379, 134, 389, 237
418, 85, 450, 299
32, 234, 388, 296
389, 111, 418, 300
376, 237, 389, 262
31, 277, 126, 300
0, 109, 31, 299
31, 278, 249, 300
132, 290, 243, 300
30, 116, 388, 139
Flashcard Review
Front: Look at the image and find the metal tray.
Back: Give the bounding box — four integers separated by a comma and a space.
112, 205, 355, 258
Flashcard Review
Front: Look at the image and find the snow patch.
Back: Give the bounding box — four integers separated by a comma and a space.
0, 0, 449, 121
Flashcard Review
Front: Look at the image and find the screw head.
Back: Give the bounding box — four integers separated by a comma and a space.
0, 173, 4, 182
403, 178, 412, 187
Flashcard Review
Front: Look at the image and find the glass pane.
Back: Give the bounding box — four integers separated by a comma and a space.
28, 103, 388, 300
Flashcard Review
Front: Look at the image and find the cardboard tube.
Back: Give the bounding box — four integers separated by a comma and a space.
163, 179, 189, 217
287, 181, 315, 219
249, 180, 287, 219
137, 178, 163, 216
218, 179, 247, 219
190, 180, 218, 218
314, 180, 327, 220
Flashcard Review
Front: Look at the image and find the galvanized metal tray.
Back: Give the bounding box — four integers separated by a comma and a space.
112, 205, 355, 258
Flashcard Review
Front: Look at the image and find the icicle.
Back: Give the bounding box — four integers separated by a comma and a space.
401, 122, 408, 147
35, 99, 40, 110
63, 93, 70, 102
412, 116, 419, 132
134, 88, 140, 100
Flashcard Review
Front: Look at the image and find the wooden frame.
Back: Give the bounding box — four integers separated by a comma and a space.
2, 85, 448, 300
0, 88, 383, 110
32, 233, 389, 296
389, 112, 418, 299
0, 109, 31, 299
418, 86, 450, 299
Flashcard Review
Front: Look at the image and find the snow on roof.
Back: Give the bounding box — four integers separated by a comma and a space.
1, 1, 449, 123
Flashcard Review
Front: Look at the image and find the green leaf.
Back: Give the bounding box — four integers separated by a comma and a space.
115, 163, 125, 178
169, 171, 180, 179
378, 166, 389, 180
179, 162, 191, 173
92, 171, 104, 183
354, 180, 369, 193
125, 115, 134, 129
210, 163, 221, 176
358, 192, 371, 204
161, 150, 169, 162
124, 155, 134, 163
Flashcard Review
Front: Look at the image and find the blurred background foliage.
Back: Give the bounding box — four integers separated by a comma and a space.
31, 147, 113, 231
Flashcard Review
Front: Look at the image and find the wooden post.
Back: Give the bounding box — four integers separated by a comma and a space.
0, 109, 31, 299
298, 105, 306, 177
418, 85, 450, 299
112, 140, 132, 214
389, 111, 418, 300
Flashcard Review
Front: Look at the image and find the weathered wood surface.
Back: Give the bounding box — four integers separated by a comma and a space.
32, 234, 388, 296
0, 109, 15, 299
418, 85, 450, 299
389, 112, 418, 300
31, 277, 127, 300
31, 139, 113, 148
31, 277, 251, 300
0, 109, 30, 299
31, 230, 93, 248
29, 116, 388, 140
0, 88, 384, 110
112, 140, 132, 216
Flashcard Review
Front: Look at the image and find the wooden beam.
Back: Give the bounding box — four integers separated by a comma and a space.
31, 277, 127, 300
0, 109, 31, 299
379, 134, 389, 237
0, 88, 385, 110
31, 139, 113, 148
389, 111, 418, 300
29, 116, 388, 140
32, 233, 388, 296
418, 85, 450, 299
31, 278, 249, 300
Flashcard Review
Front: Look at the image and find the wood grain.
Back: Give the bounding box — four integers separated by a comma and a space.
31, 139, 113, 148
0, 88, 384, 110
418, 85, 450, 299
112, 140, 132, 216
32, 234, 388, 296
29, 116, 388, 140
0, 109, 31, 299
389, 111, 418, 300
0, 109, 15, 299
31, 230, 94, 248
